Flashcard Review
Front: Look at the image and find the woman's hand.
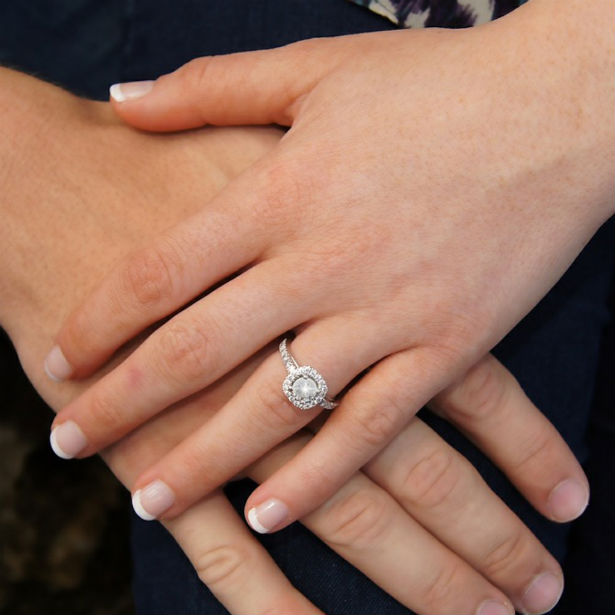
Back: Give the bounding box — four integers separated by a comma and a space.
46, 0, 612, 530
1, 69, 576, 614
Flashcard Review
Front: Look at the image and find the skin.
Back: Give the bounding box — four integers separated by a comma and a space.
0, 69, 587, 613
47, 0, 612, 540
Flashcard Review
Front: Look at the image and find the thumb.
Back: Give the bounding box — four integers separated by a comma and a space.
109, 38, 345, 132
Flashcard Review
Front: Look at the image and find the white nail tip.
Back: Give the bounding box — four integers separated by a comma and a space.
109, 83, 126, 103
132, 490, 157, 521
49, 428, 73, 459
247, 507, 269, 534
44, 359, 63, 383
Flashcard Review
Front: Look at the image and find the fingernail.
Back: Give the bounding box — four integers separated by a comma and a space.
476, 599, 514, 615
521, 572, 563, 614
547, 479, 589, 522
50, 421, 87, 459
44, 346, 73, 382
132, 480, 175, 521
109, 80, 154, 103
247, 498, 289, 534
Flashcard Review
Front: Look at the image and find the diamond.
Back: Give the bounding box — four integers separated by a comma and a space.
293, 376, 318, 399
282, 365, 328, 410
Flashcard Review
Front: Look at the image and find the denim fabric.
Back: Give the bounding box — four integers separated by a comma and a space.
1, 1, 612, 613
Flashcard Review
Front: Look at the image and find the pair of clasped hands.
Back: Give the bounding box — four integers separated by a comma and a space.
12, 2, 610, 614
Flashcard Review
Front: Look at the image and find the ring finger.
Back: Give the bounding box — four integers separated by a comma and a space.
50, 257, 328, 458
128, 317, 392, 520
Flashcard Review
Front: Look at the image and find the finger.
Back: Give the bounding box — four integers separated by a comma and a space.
244, 346, 455, 532
430, 353, 590, 523
99, 352, 319, 615
108, 38, 353, 131
366, 418, 564, 615
128, 318, 390, 521
164, 490, 322, 615
46, 161, 271, 381
249, 432, 514, 615
50, 258, 320, 457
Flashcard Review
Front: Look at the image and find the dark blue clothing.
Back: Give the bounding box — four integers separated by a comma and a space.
1, 2, 612, 613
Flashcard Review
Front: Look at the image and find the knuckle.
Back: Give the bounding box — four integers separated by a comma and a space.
60, 308, 96, 360
398, 447, 460, 510
253, 380, 300, 432
178, 57, 217, 103
509, 425, 554, 473
325, 489, 392, 550
420, 562, 463, 611
256, 157, 307, 230
155, 322, 211, 384
170, 444, 210, 481
350, 397, 406, 450
120, 243, 175, 310
294, 459, 333, 501
87, 391, 123, 437
449, 356, 509, 421
481, 530, 530, 578
194, 544, 250, 590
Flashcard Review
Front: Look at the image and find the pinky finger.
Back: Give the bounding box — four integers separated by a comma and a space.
430, 353, 589, 523
164, 489, 322, 615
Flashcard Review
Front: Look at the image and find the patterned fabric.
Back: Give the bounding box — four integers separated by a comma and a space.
348, 0, 521, 28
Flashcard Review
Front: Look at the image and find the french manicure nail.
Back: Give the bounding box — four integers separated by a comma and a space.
50, 421, 88, 459
109, 80, 154, 103
521, 572, 563, 614
247, 498, 289, 534
547, 479, 589, 522
476, 599, 513, 615
132, 480, 175, 521
44, 345, 73, 382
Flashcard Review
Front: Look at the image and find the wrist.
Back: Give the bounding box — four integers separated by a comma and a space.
0, 72, 109, 334
485, 0, 614, 227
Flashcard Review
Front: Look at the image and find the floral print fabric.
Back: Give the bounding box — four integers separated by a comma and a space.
348, 0, 521, 28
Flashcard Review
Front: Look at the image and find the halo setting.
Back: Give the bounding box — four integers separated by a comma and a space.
279, 338, 337, 410
282, 365, 328, 410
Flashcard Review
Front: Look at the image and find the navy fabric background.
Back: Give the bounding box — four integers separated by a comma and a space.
1, 1, 612, 613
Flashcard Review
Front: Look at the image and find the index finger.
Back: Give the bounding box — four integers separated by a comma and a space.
44, 160, 273, 381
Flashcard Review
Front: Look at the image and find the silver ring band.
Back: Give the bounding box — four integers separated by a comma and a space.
279, 338, 338, 410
